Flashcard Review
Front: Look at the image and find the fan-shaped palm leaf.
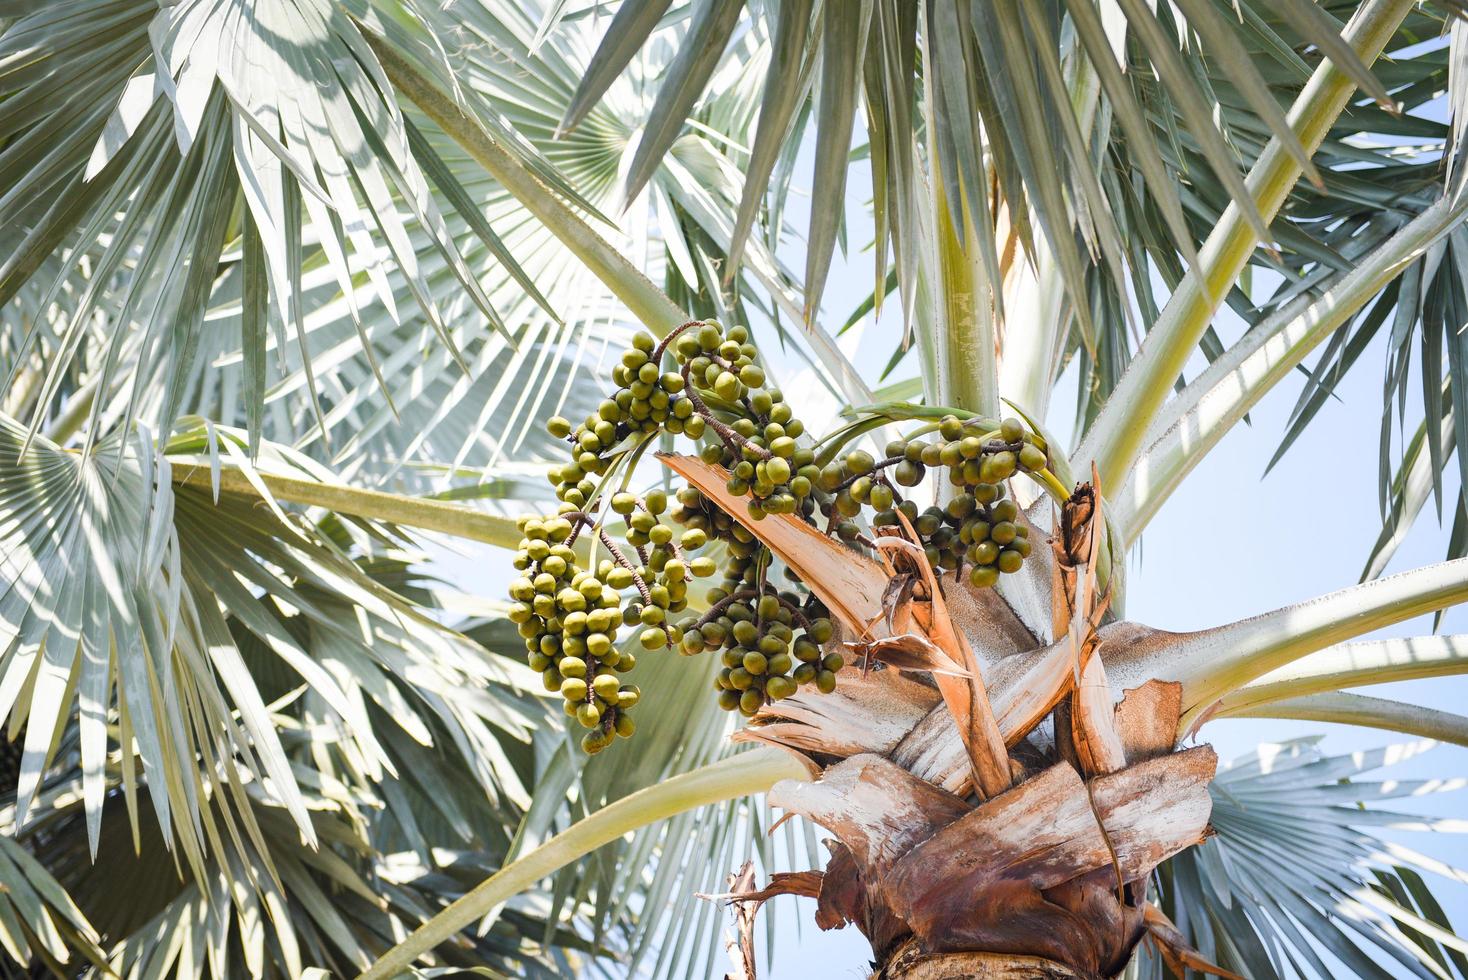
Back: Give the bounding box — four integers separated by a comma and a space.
1145, 739, 1468, 979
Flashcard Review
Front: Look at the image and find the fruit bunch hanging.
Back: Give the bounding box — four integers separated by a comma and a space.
824, 414, 1052, 588
514, 319, 1066, 753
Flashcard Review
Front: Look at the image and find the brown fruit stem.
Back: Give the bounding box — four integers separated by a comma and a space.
651, 319, 705, 364
562, 511, 654, 604
679, 362, 773, 460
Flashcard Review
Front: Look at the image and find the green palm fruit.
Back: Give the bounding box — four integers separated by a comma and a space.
582, 729, 612, 753
766, 676, 797, 700
714, 372, 742, 401
969, 565, 999, 588
972, 540, 1000, 565
895, 460, 925, 486
733, 620, 759, 646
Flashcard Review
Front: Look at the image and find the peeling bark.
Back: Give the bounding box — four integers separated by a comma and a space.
1113, 681, 1183, 762
768, 754, 969, 875
1052, 478, 1128, 776
653, 456, 1224, 980
890, 508, 1012, 799
767, 750, 1214, 979
737, 665, 940, 758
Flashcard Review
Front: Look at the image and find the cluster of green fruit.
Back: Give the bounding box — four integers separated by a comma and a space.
873, 494, 1030, 587
547, 331, 705, 509
607, 488, 716, 653
520, 318, 1062, 752
506, 516, 642, 754
667, 323, 824, 522
530, 320, 840, 747
664, 484, 837, 711
816, 416, 1046, 588
679, 590, 838, 715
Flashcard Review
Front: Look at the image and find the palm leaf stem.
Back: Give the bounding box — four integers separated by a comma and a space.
169, 458, 525, 551
1075, 0, 1413, 493
1230, 691, 1468, 746
1117, 189, 1468, 544
357, 747, 811, 980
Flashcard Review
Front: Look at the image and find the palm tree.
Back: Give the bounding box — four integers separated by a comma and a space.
5, 0, 1468, 976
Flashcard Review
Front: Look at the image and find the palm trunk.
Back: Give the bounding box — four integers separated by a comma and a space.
663, 455, 1220, 980
879, 945, 1084, 979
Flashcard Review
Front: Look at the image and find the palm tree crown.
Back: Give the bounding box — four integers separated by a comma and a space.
4, 0, 1468, 977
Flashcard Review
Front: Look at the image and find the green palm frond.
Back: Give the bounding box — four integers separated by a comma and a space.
0, 832, 104, 976
4, 762, 590, 979
2, 0, 864, 498
0, 412, 535, 873
0, 0, 524, 448
350, 0, 861, 472
1145, 738, 1468, 979
556, 0, 1443, 331
1220, 14, 1468, 583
